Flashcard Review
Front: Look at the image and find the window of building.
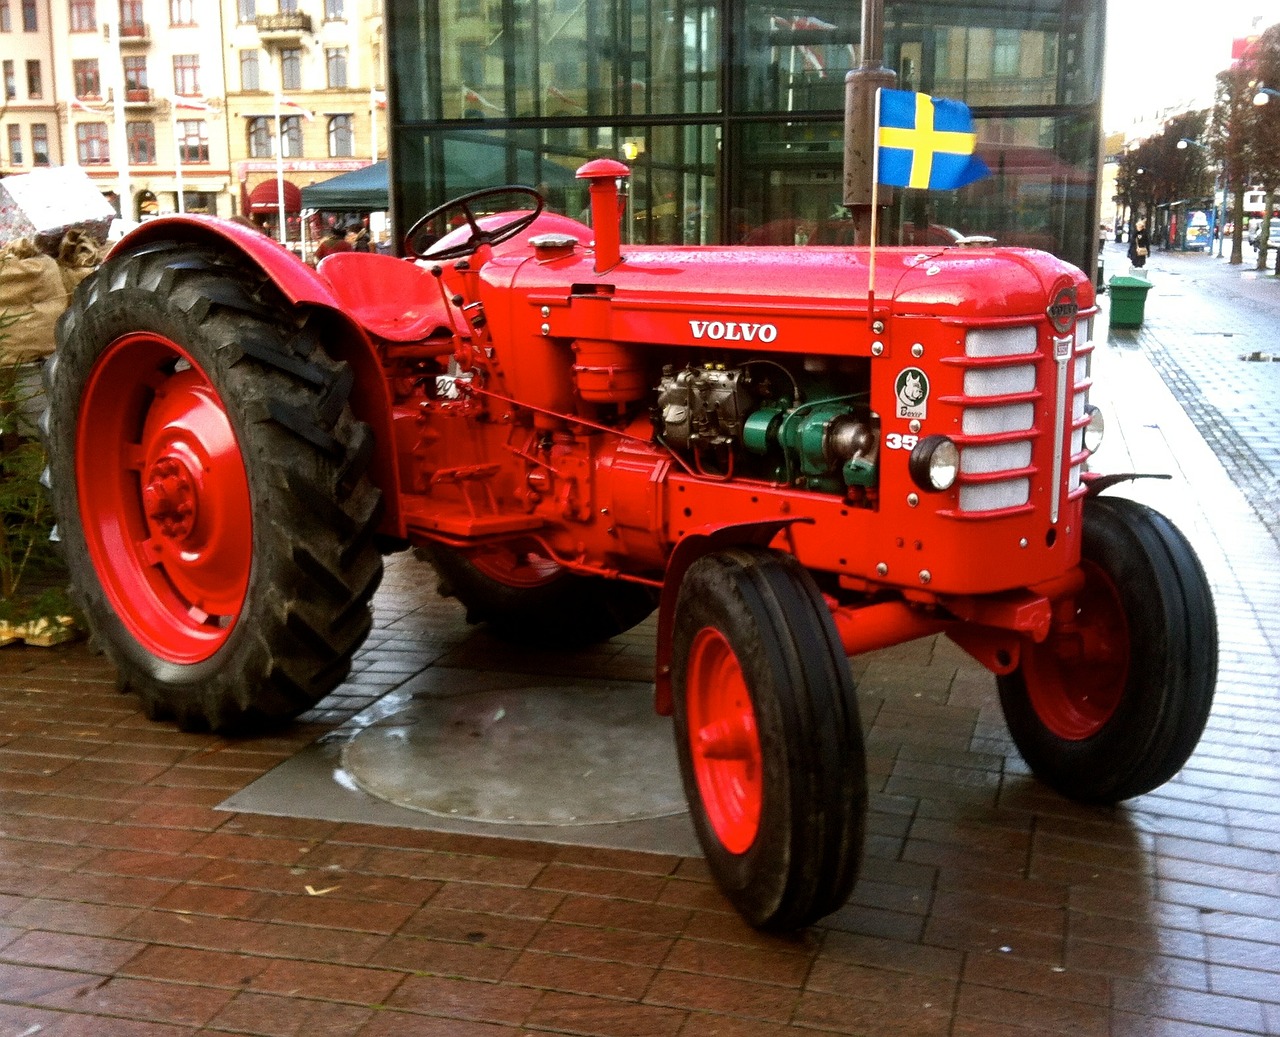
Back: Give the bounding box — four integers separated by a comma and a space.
280, 0, 297, 12
123, 56, 147, 96
169, 0, 195, 26
240, 50, 260, 91
281, 114, 302, 157
7, 123, 22, 165
69, 0, 95, 32
280, 48, 301, 90
120, 0, 144, 34
238, 0, 254, 21
31, 123, 48, 164
0, 1, 10, 32
21, 0, 35, 31
76, 122, 109, 164
247, 116, 271, 157
126, 121, 155, 163
328, 114, 352, 156
325, 0, 343, 20
326, 48, 347, 88
73, 58, 100, 97
992, 29, 1020, 78
176, 118, 207, 162
173, 54, 199, 96
25, 59, 39, 98
2, 61, 14, 100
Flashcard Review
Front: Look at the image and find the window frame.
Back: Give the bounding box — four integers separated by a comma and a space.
69, 0, 96, 32
72, 58, 101, 98
328, 113, 353, 157
176, 118, 208, 163
126, 120, 156, 164
172, 54, 200, 96
76, 121, 110, 164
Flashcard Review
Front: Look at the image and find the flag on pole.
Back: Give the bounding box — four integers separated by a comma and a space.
277, 96, 314, 120
70, 96, 106, 113
463, 87, 505, 115
173, 96, 213, 111
370, 89, 387, 109
876, 88, 989, 191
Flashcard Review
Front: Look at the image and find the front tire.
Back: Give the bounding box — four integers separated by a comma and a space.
44, 243, 383, 732
671, 547, 866, 931
997, 496, 1216, 803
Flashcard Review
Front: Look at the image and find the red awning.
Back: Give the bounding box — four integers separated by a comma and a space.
247, 179, 302, 213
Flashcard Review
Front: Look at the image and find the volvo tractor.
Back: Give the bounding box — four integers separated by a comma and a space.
43, 159, 1217, 932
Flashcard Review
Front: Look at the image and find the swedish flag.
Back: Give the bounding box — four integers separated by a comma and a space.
877, 89, 990, 191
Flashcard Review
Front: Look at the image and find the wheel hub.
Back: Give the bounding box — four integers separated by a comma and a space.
143, 456, 200, 542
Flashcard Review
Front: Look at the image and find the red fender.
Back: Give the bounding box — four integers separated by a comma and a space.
654, 518, 807, 715
107, 215, 405, 538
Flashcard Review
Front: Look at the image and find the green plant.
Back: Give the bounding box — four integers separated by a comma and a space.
0, 350, 73, 626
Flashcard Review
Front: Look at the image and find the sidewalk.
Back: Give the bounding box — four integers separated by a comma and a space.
1, 269, 1278, 1036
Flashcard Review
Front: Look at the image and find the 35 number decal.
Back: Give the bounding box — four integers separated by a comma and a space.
883, 433, 919, 451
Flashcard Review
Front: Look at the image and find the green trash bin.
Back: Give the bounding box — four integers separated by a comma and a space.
1108, 275, 1153, 329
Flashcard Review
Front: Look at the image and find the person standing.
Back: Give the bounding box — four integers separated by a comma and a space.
1128, 218, 1150, 269
315, 222, 352, 262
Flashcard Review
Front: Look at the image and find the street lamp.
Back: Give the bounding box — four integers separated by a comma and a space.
1254, 86, 1280, 105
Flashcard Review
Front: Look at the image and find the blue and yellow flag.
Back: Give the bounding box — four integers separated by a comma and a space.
877, 89, 990, 191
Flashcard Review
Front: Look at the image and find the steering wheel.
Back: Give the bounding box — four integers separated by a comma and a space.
404, 185, 544, 261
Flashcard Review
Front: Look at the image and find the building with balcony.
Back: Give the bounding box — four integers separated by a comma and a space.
0, 0, 63, 171
222, 0, 387, 243
49, 0, 234, 219
384, 0, 1105, 274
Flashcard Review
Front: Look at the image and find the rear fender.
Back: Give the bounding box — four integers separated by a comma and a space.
654, 518, 808, 715
109, 215, 404, 538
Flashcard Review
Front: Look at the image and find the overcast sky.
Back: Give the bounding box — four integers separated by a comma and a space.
1102, 0, 1272, 132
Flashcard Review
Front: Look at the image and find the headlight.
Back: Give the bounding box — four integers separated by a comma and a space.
1083, 404, 1104, 454
909, 435, 959, 492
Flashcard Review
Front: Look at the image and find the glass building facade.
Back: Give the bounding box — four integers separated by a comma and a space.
384, 0, 1103, 273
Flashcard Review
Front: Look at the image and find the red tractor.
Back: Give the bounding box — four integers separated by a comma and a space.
43, 161, 1216, 932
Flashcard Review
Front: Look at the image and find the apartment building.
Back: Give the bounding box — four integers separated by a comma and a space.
223, 0, 385, 240
0, 0, 63, 171
0, 0, 384, 231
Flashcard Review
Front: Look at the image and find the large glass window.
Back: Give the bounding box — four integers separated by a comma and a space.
25, 59, 39, 98
169, 0, 195, 25
2, 61, 13, 99
238, 0, 254, 21
392, 0, 720, 123
325, 0, 343, 20
385, 0, 1103, 272
120, 0, 143, 34
21, 0, 34, 31
7, 124, 21, 165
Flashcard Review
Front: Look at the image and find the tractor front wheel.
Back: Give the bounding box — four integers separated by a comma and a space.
671, 547, 866, 931
997, 496, 1216, 803
44, 244, 383, 732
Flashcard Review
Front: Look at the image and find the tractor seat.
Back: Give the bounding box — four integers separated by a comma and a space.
317, 252, 454, 345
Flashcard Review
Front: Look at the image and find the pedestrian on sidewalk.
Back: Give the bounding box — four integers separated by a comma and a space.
1128, 218, 1150, 269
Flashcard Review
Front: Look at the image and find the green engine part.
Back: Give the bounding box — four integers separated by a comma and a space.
743, 398, 871, 492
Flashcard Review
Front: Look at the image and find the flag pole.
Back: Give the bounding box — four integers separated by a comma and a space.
172, 104, 185, 214
274, 93, 287, 246
868, 87, 882, 318
370, 85, 378, 163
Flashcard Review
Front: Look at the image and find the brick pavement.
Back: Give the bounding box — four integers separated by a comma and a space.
1, 265, 1279, 1035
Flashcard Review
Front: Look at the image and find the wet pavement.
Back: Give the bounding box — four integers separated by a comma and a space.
1, 250, 1278, 1036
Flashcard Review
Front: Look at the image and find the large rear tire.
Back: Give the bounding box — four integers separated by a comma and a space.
670, 547, 866, 931
43, 243, 383, 732
419, 539, 658, 646
997, 496, 1216, 803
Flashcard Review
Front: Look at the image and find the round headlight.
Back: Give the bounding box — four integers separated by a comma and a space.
908, 435, 959, 492
1083, 404, 1104, 454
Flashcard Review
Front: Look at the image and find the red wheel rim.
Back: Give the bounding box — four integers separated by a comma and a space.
1022, 559, 1130, 740
468, 539, 562, 588
685, 627, 763, 854
76, 333, 251, 664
